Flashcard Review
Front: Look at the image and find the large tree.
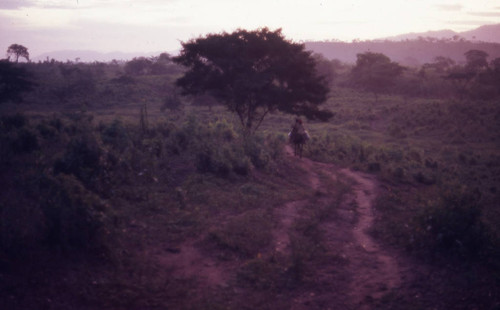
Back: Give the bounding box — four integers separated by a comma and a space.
351, 52, 404, 101
7, 44, 30, 63
173, 28, 332, 133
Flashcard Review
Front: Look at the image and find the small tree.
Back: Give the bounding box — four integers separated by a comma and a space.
7, 44, 30, 63
444, 66, 475, 100
464, 49, 489, 73
173, 28, 333, 133
351, 52, 404, 101
150, 52, 173, 75
161, 93, 183, 112
490, 58, 500, 97
312, 53, 337, 86
444, 50, 491, 100
125, 57, 152, 76
423, 56, 455, 74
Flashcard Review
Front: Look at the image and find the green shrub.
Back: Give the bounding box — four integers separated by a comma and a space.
195, 147, 232, 177
100, 119, 130, 151
185, 119, 272, 177
0, 173, 109, 257
165, 128, 190, 155
39, 174, 108, 250
211, 119, 237, 142
244, 136, 270, 169
411, 188, 490, 260
266, 133, 286, 161
54, 135, 102, 186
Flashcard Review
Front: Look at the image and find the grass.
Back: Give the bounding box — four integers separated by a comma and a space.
2, 66, 500, 308
210, 209, 274, 258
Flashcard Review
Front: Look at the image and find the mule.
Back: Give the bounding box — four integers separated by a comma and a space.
290, 131, 307, 158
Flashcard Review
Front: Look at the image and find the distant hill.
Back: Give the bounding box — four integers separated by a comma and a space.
33, 50, 167, 63
460, 24, 500, 43
305, 24, 500, 66
33, 24, 499, 65
382, 29, 458, 42
381, 23, 500, 43
305, 40, 500, 66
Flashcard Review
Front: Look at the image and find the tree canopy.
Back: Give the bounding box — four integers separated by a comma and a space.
7, 44, 30, 63
351, 52, 404, 101
173, 28, 333, 133
465, 49, 489, 72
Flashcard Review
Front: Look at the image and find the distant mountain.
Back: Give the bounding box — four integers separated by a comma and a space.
306, 40, 500, 66
383, 29, 458, 42
33, 24, 498, 64
33, 50, 167, 63
381, 23, 500, 43
305, 24, 500, 66
460, 24, 500, 43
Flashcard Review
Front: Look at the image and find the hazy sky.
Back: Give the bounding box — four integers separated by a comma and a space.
1, 0, 499, 57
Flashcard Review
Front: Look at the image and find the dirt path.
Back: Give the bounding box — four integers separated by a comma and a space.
154, 145, 404, 309
339, 168, 401, 309
284, 146, 403, 309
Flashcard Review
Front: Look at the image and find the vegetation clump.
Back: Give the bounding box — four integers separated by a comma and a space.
411, 188, 494, 261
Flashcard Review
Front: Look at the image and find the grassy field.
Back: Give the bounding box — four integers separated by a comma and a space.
1, 63, 500, 309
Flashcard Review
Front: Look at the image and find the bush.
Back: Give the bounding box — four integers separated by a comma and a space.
39, 174, 108, 250
185, 119, 271, 177
54, 135, 102, 186
195, 147, 232, 177
100, 119, 130, 151
411, 188, 490, 260
0, 173, 109, 257
243, 136, 270, 169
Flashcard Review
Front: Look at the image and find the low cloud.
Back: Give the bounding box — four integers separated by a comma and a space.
0, 15, 195, 58
434, 4, 463, 11
445, 19, 495, 26
467, 11, 500, 17
0, 0, 34, 10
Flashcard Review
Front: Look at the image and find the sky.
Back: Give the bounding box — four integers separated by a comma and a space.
1, 0, 500, 58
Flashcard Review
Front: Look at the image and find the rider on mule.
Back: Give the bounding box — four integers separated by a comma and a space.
289, 118, 309, 157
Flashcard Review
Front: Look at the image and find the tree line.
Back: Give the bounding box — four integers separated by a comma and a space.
2, 32, 500, 130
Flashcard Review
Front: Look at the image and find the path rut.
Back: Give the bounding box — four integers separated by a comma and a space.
339, 168, 401, 309
154, 145, 404, 309
285, 146, 402, 309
